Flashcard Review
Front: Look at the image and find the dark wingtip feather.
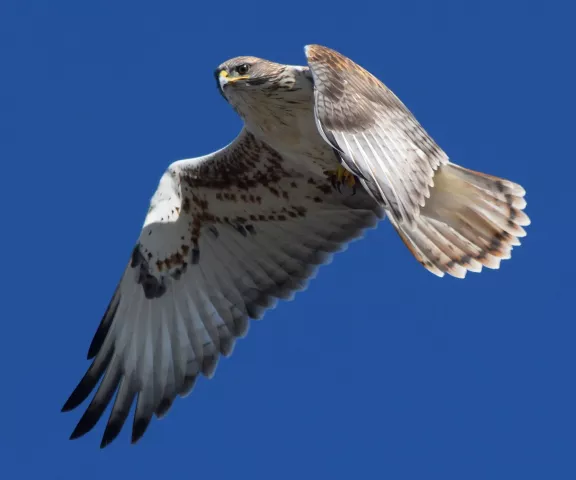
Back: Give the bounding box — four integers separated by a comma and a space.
178, 375, 197, 397
68, 365, 122, 443
87, 288, 120, 360
69, 411, 99, 440
100, 390, 137, 448
62, 396, 78, 413
131, 416, 152, 444
155, 397, 174, 418
62, 348, 114, 413
69, 398, 115, 441
100, 418, 125, 448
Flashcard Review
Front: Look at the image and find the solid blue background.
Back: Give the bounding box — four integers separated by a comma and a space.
1, 1, 574, 478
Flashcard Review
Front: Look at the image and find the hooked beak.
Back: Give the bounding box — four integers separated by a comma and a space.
218, 70, 250, 90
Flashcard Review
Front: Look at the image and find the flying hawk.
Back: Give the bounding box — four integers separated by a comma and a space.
62, 44, 530, 447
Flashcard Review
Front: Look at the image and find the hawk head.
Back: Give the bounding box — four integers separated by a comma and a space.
214, 56, 310, 124
215, 56, 285, 95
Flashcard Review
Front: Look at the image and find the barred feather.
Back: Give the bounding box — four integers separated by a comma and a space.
391, 162, 530, 278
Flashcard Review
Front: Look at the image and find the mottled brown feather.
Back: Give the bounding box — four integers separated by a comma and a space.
305, 44, 448, 226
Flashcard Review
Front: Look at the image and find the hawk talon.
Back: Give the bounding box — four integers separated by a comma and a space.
326, 166, 357, 194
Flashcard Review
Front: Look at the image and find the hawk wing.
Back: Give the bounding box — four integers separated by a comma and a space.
62, 128, 384, 447
305, 44, 448, 227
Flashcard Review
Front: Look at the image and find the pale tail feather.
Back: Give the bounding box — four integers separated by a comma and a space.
391, 162, 530, 278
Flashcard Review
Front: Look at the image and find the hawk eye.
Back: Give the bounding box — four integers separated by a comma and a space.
235, 64, 250, 75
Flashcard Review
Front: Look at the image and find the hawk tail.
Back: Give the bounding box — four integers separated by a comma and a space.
390, 162, 530, 278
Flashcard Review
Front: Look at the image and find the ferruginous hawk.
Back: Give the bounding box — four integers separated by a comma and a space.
62, 44, 530, 447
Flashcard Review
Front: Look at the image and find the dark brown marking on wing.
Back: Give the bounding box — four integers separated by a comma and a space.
134, 132, 316, 299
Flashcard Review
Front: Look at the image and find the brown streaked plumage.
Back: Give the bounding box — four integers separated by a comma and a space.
306, 44, 448, 226
62, 44, 530, 448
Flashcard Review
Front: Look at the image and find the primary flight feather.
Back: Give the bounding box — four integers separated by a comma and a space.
62, 44, 530, 447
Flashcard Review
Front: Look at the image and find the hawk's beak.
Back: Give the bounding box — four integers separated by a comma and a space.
218, 70, 250, 89
218, 70, 230, 89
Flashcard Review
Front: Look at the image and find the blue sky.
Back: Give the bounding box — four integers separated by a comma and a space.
1, 1, 575, 478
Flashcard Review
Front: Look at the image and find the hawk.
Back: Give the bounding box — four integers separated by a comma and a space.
62, 44, 530, 447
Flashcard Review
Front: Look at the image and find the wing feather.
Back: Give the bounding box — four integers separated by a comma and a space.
305, 44, 448, 226
62, 128, 384, 447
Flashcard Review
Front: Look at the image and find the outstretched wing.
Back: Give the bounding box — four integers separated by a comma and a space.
305, 44, 448, 227
62, 128, 384, 447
